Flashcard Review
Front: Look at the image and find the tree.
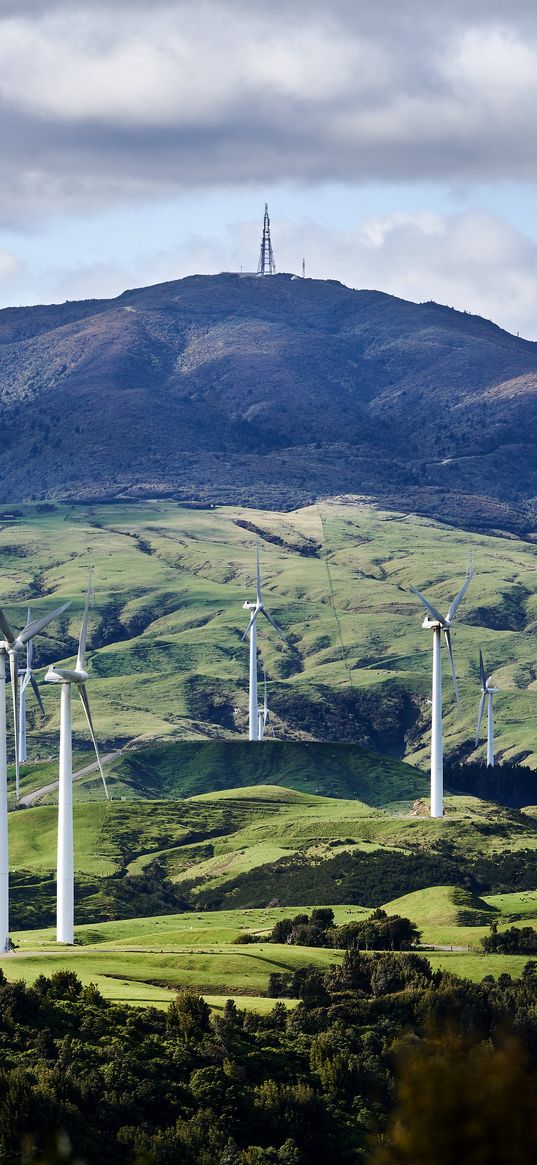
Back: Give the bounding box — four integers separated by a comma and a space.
166, 989, 211, 1037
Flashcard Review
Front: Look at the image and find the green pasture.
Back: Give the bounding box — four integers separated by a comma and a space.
426, 952, 531, 981
4, 887, 536, 1009
1, 939, 342, 1010
0, 498, 536, 779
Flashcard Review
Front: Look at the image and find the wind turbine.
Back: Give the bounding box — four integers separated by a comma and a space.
410, 572, 474, 818
0, 598, 70, 951
243, 544, 285, 741
18, 609, 47, 767
45, 584, 109, 945
476, 650, 499, 767
258, 667, 270, 740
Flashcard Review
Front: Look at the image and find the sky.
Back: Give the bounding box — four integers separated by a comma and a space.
1, 0, 537, 336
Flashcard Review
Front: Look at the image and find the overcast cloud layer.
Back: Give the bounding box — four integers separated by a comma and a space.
1, 1, 537, 335
2, 0, 537, 216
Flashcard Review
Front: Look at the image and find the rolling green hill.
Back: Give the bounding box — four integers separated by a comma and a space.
4, 886, 537, 1007
9, 784, 537, 929
70, 740, 428, 809
2, 497, 537, 777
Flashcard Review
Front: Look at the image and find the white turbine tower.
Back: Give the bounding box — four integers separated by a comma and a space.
476, 650, 499, 768
258, 667, 270, 740
243, 544, 285, 741
45, 584, 109, 945
0, 598, 70, 951
18, 609, 47, 767
410, 573, 474, 818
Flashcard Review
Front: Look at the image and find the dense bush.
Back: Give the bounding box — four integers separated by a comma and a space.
268, 908, 420, 952
482, 926, 537, 955
188, 848, 464, 910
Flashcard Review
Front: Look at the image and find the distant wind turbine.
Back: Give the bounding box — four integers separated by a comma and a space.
0, 598, 70, 951
476, 650, 499, 768
410, 572, 474, 818
45, 582, 109, 945
18, 609, 47, 766
243, 543, 286, 741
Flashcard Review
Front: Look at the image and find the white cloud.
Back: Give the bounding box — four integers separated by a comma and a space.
0, 2, 536, 217
0, 251, 21, 281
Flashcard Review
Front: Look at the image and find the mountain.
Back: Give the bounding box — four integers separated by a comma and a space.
1, 273, 537, 531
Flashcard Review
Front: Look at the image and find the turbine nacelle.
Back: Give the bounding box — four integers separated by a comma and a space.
421, 615, 446, 631
45, 665, 89, 686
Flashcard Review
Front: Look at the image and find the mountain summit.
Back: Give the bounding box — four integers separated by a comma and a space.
1, 273, 536, 531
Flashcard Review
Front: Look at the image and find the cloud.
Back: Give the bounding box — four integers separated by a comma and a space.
0, 2, 537, 219
0, 250, 21, 281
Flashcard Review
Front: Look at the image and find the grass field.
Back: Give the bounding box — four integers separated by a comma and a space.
0, 498, 536, 779
3, 890, 535, 1009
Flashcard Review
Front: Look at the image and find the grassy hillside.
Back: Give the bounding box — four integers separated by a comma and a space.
58, 740, 427, 809
8, 785, 537, 932
1, 498, 537, 779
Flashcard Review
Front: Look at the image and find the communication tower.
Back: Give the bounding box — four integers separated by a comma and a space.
257, 204, 276, 275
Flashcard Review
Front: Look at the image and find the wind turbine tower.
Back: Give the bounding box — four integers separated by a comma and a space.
476, 650, 499, 767
45, 581, 109, 945
257, 204, 276, 276
243, 544, 285, 741
258, 666, 270, 740
0, 598, 70, 951
19, 609, 47, 765
410, 573, 474, 818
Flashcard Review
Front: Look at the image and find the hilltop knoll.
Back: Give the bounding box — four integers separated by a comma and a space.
1, 275, 536, 531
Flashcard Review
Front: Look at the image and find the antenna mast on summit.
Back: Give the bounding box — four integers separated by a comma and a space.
257, 204, 276, 275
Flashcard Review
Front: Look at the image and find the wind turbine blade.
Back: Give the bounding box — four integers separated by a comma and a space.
479, 649, 487, 689
0, 608, 16, 645
9, 652, 20, 798
475, 692, 486, 745
263, 667, 268, 713
409, 586, 446, 626
77, 684, 109, 800
261, 608, 288, 644
447, 572, 474, 622
444, 629, 461, 716
76, 589, 91, 671
20, 668, 32, 696
256, 541, 262, 605
19, 600, 71, 645
30, 675, 46, 718
241, 608, 259, 640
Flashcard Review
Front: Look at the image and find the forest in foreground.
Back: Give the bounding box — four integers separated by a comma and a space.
2, 957, 537, 1165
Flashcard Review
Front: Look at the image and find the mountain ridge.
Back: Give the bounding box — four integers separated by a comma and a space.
1, 273, 536, 532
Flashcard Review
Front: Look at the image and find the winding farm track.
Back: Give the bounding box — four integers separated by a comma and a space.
18, 751, 123, 808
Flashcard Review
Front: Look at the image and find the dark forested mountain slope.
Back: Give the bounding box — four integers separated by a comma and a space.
1, 273, 536, 531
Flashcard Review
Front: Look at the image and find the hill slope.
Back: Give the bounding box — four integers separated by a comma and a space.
1, 275, 537, 530
3, 499, 537, 768
101, 740, 427, 809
